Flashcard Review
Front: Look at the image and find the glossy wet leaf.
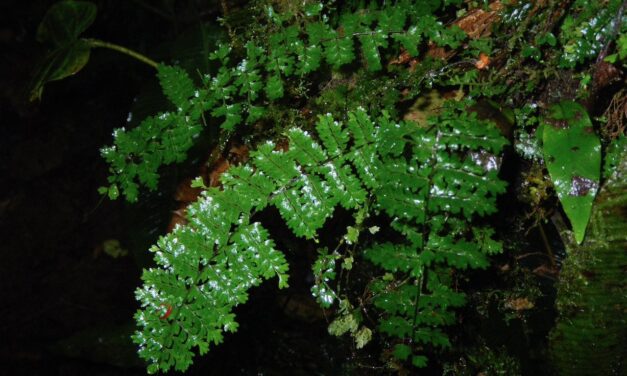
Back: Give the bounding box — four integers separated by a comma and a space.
29, 39, 91, 100
36, 0, 97, 46
30, 1, 97, 100
542, 101, 600, 243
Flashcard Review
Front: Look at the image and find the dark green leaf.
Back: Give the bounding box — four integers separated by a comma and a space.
393, 343, 412, 360
37, 1, 97, 46
29, 39, 91, 100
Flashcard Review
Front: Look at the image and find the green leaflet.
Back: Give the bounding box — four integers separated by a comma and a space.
36, 0, 97, 46
157, 64, 196, 111
323, 35, 355, 69
311, 249, 339, 308
265, 74, 284, 100
359, 31, 386, 71
542, 101, 600, 244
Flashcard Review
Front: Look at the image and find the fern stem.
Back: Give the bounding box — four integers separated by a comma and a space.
538, 220, 557, 267
84, 38, 158, 69
410, 270, 424, 343
410, 129, 441, 346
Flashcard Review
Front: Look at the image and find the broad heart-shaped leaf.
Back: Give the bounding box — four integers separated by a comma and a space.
29, 39, 91, 101
36, 1, 97, 47
542, 101, 600, 244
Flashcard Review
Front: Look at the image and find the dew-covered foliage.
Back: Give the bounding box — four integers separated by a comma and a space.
30, 0, 626, 373
133, 103, 507, 373
100, 0, 468, 202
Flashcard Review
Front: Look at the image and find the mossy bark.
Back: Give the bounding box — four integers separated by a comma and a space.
549, 152, 627, 375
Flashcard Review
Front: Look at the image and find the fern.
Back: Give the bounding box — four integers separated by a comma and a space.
558, 0, 625, 68
100, 64, 210, 201
95, 1, 509, 372
32, 0, 622, 372
133, 108, 377, 372
101, 0, 467, 202
361, 100, 507, 365
133, 102, 507, 373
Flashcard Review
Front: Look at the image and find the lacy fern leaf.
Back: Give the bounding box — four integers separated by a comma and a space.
102, 1, 470, 201
358, 100, 507, 364
134, 109, 382, 372
133, 102, 507, 372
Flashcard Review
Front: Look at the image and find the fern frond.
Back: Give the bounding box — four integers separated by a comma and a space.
133, 102, 507, 372
103, 1, 471, 201
134, 186, 289, 373
360, 100, 507, 364
133, 109, 387, 372
101, 109, 205, 201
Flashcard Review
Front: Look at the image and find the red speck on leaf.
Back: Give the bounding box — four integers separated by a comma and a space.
160, 304, 173, 320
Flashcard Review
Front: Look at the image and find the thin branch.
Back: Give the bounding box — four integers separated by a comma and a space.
84, 38, 159, 69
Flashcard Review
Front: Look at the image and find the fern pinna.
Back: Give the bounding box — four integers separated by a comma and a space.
100, 1, 466, 202
133, 101, 507, 373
